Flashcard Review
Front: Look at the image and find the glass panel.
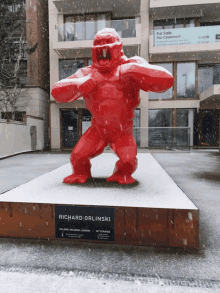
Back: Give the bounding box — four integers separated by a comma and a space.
111, 19, 136, 38
62, 110, 78, 147
200, 21, 220, 27
164, 19, 173, 30
201, 110, 218, 145
59, 59, 84, 80
177, 109, 188, 127
175, 19, 184, 29
154, 25, 163, 30
85, 21, 96, 40
177, 63, 195, 99
213, 64, 220, 84
154, 20, 163, 30
149, 63, 173, 100
133, 109, 140, 146
148, 109, 172, 127
65, 15, 84, 22
75, 22, 84, 40
65, 22, 75, 41
60, 17, 136, 41
82, 109, 92, 135
97, 14, 106, 31
198, 64, 220, 94
148, 109, 173, 147
85, 14, 96, 21
65, 15, 73, 22
88, 58, 93, 66
186, 19, 195, 27
1, 111, 26, 122
198, 65, 214, 94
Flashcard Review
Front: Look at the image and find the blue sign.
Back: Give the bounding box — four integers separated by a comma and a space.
154, 26, 220, 47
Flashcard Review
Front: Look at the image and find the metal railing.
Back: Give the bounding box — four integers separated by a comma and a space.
133, 127, 191, 149
56, 19, 136, 42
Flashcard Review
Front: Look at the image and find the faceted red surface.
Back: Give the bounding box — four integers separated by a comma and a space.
51, 28, 173, 184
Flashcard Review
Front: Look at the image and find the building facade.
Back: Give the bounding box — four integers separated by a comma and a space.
0, 0, 50, 149
49, 0, 220, 150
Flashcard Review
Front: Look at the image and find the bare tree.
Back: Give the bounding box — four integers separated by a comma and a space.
0, 0, 37, 121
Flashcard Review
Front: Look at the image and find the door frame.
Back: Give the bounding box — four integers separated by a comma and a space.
60, 108, 82, 150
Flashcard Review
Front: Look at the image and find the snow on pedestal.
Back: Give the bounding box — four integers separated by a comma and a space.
1, 154, 197, 210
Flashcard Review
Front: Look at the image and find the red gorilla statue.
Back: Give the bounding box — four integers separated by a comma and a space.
51, 28, 173, 184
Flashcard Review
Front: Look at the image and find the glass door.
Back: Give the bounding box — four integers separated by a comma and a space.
201, 110, 218, 146
61, 110, 78, 148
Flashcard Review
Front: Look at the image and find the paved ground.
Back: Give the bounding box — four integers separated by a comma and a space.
0, 150, 220, 292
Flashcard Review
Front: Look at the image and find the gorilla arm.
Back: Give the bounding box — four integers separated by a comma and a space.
51, 70, 96, 103
120, 57, 173, 93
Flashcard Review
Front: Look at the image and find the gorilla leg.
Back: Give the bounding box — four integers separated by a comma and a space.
107, 132, 137, 184
64, 126, 106, 184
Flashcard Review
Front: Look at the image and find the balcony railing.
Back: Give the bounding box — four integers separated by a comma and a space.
57, 19, 136, 42
133, 127, 191, 149
153, 25, 220, 47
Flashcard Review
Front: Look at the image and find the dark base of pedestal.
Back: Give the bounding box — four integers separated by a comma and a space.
0, 202, 199, 248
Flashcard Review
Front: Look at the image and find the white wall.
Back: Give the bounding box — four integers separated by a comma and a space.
26, 87, 49, 148
0, 117, 44, 158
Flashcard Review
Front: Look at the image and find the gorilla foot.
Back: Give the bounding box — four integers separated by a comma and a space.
63, 174, 90, 184
107, 174, 136, 184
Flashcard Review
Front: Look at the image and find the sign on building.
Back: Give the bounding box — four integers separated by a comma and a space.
154, 26, 220, 47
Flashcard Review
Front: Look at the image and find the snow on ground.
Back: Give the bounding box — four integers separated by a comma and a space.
0, 270, 219, 293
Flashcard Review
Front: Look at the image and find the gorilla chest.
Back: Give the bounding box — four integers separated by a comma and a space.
85, 82, 130, 123
95, 82, 124, 101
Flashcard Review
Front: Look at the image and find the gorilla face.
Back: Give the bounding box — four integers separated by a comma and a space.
92, 28, 124, 72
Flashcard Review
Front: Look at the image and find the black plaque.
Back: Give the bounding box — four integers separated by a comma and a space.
55, 205, 115, 241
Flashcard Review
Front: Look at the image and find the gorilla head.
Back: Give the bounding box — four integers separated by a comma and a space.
91, 28, 125, 72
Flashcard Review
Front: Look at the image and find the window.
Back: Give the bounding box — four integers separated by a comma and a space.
149, 62, 196, 100
175, 19, 184, 29
200, 22, 220, 27
177, 63, 196, 99
64, 13, 109, 41
1, 111, 26, 122
88, 58, 93, 66
111, 19, 136, 38
177, 109, 188, 127
198, 64, 220, 94
201, 110, 219, 145
82, 109, 92, 135
186, 19, 195, 28
153, 18, 195, 30
149, 63, 173, 100
59, 59, 84, 80
62, 14, 136, 41
154, 19, 173, 30
148, 109, 172, 147
149, 109, 172, 127
133, 109, 140, 146
0, 59, 27, 86
153, 20, 163, 31
61, 110, 78, 148
8, 0, 25, 12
